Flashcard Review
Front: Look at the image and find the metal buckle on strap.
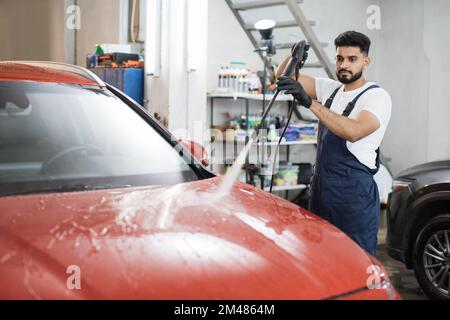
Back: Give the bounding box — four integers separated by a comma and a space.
342, 101, 355, 117
340, 84, 380, 117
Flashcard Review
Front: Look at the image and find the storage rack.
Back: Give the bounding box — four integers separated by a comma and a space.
208, 92, 317, 198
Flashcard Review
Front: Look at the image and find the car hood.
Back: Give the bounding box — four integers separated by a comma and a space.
0, 177, 377, 299
398, 159, 450, 178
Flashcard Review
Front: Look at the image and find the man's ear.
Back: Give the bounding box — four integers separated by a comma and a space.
364, 55, 371, 69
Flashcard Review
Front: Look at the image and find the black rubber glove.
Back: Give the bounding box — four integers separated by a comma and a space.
276, 76, 312, 108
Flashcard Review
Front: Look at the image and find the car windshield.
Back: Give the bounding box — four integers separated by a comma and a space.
0, 81, 201, 196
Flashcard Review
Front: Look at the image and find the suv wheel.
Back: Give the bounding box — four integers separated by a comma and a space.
412, 214, 450, 300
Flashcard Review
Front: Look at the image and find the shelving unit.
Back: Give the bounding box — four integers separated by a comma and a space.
208, 92, 317, 199
208, 92, 293, 134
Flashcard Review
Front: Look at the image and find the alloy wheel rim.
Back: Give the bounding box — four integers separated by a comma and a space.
422, 230, 450, 296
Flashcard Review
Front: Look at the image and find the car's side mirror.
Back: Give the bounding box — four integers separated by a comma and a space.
179, 139, 209, 166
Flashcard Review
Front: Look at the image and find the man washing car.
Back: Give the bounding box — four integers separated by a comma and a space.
276, 31, 392, 255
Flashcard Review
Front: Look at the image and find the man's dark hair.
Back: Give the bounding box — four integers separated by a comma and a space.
334, 31, 371, 55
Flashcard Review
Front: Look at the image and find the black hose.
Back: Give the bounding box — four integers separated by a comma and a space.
269, 96, 296, 193
258, 40, 308, 193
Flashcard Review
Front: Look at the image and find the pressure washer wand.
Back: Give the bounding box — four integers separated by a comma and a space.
216, 41, 308, 197
254, 40, 308, 137
255, 40, 308, 193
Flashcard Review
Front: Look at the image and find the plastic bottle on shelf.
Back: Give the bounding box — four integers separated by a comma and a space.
238, 68, 246, 94
242, 68, 249, 94
247, 71, 261, 94
233, 68, 239, 93
237, 68, 243, 93
230, 67, 236, 93
224, 67, 230, 90
268, 124, 278, 142
218, 67, 224, 89
230, 61, 246, 94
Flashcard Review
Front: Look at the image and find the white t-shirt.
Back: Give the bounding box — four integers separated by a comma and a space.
315, 77, 392, 169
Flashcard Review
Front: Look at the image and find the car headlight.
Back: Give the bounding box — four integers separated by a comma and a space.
392, 177, 415, 193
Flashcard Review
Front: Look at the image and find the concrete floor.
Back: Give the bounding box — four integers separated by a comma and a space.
376, 209, 427, 300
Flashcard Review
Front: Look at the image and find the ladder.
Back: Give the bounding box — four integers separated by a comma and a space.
225, 0, 336, 79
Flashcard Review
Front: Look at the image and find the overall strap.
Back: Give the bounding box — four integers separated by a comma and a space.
371, 147, 381, 174
324, 86, 342, 109
322, 83, 382, 175
341, 84, 379, 117
341, 83, 381, 175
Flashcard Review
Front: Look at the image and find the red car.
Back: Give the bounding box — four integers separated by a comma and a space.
0, 61, 399, 300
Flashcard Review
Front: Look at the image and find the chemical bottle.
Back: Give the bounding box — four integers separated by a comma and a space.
218, 67, 224, 88
268, 124, 278, 142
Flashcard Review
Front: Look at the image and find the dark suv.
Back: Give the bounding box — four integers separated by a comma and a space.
387, 159, 450, 300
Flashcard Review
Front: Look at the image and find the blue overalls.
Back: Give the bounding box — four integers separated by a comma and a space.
309, 85, 381, 255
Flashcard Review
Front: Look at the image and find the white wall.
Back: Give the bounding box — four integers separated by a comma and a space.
423, 1, 450, 163
377, 0, 450, 175
145, 0, 209, 141
377, 0, 429, 175
207, 0, 380, 90
207, 0, 262, 92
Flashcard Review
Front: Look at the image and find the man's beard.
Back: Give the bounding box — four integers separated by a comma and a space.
336, 69, 363, 84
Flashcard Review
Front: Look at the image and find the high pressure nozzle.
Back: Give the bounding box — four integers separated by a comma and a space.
255, 42, 309, 137
281, 40, 309, 78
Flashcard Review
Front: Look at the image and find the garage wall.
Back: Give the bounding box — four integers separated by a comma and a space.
75, 0, 121, 65
377, 0, 450, 175
296, 0, 381, 79
207, 0, 262, 93
0, 0, 65, 61
376, 0, 429, 175
0, 0, 122, 65
423, 1, 450, 165
207, 0, 381, 91
144, 0, 209, 141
